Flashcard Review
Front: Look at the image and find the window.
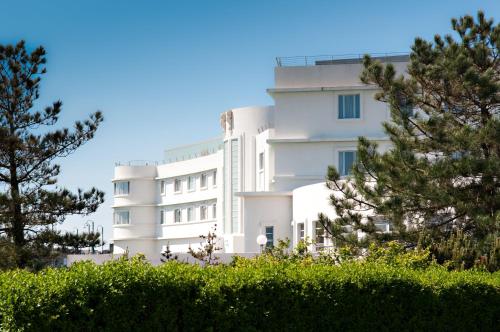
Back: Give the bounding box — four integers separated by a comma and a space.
265, 226, 274, 248
212, 203, 217, 219
174, 209, 181, 223
200, 205, 207, 220
315, 221, 325, 247
174, 179, 182, 193
400, 104, 414, 117
298, 223, 305, 241
187, 207, 194, 221
114, 181, 129, 195
160, 210, 165, 224
258, 152, 265, 190
160, 180, 165, 195
114, 210, 129, 225
375, 223, 390, 233
213, 170, 217, 186
200, 173, 207, 189
339, 151, 357, 176
338, 94, 360, 119
188, 176, 195, 191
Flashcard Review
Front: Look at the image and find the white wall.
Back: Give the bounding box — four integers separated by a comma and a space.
240, 194, 292, 252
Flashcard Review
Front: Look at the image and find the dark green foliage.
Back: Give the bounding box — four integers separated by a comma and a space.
320, 11, 500, 267
0, 41, 104, 268
0, 258, 498, 331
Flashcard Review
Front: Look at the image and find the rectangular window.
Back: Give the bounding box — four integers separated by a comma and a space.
114, 210, 130, 225
258, 152, 265, 190
265, 226, 274, 248
200, 173, 207, 189
339, 151, 357, 176
258, 152, 264, 171
298, 223, 305, 241
114, 181, 129, 195
187, 207, 194, 222
231, 139, 240, 233
188, 176, 195, 191
200, 205, 207, 220
174, 209, 181, 223
212, 203, 217, 219
338, 94, 360, 119
160, 180, 165, 195
213, 170, 217, 186
315, 221, 325, 247
160, 210, 165, 224
174, 179, 182, 193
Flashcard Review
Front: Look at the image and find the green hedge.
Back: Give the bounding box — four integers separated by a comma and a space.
0, 258, 499, 331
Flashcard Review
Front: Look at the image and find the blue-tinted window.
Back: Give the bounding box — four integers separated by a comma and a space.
265, 226, 274, 248
339, 151, 357, 176
338, 94, 360, 119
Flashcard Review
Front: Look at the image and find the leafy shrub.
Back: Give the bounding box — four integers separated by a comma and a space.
0, 258, 498, 331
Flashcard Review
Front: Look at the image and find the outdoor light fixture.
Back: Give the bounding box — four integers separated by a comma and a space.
256, 234, 267, 253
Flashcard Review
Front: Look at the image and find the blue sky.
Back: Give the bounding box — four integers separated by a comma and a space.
1, 0, 498, 243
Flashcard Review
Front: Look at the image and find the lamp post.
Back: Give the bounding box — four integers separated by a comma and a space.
256, 234, 267, 254
97, 225, 104, 254
85, 220, 95, 254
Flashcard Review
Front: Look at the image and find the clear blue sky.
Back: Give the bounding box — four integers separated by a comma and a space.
1, 0, 498, 244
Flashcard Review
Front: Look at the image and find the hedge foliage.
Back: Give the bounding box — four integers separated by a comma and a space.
0, 258, 499, 331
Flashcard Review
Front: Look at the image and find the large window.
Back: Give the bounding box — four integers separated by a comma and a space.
338, 94, 360, 119
114, 210, 130, 225
265, 226, 274, 248
187, 207, 194, 221
315, 221, 325, 247
114, 181, 129, 195
231, 139, 240, 232
200, 173, 207, 189
174, 209, 181, 223
258, 152, 264, 190
174, 179, 182, 193
188, 176, 195, 191
200, 205, 207, 220
298, 223, 305, 241
339, 151, 357, 176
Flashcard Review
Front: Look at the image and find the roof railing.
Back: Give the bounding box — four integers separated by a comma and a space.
276, 52, 409, 67
115, 160, 159, 166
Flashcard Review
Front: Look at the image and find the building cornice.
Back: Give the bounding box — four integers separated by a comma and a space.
235, 191, 292, 197
267, 137, 389, 144
267, 85, 379, 95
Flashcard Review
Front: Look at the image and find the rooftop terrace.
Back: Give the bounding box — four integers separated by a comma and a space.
276, 53, 409, 67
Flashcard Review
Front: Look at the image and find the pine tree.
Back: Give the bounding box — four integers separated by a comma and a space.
319, 12, 500, 257
0, 41, 104, 268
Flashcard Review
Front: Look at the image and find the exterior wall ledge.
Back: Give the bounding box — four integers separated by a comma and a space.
267, 136, 389, 144
161, 219, 216, 227
267, 85, 378, 94
112, 204, 157, 208
235, 191, 292, 197
111, 177, 156, 182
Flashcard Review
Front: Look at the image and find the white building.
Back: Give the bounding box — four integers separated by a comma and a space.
112, 54, 409, 258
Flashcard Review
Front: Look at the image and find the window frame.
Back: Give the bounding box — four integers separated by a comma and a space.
212, 203, 217, 219
200, 205, 207, 220
160, 180, 165, 195
174, 179, 182, 193
338, 150, 358, 177
212, 170, 217, 187
187, 176, 195, 192
265, 226, 274, 249
187, 207, 194, 222
113, 210, 130, 225
200, 173, 208, 189
338, 94, 361, 120
114, 181, 130, 196
174, 208, 182, 223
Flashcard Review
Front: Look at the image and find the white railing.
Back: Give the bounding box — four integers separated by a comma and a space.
276, 53, 409, 67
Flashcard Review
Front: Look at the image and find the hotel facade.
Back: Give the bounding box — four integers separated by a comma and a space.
112, 54, 408, 258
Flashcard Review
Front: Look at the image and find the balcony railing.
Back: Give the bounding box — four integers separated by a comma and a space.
276, 52, 409, 67
164, 137, 223, 164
